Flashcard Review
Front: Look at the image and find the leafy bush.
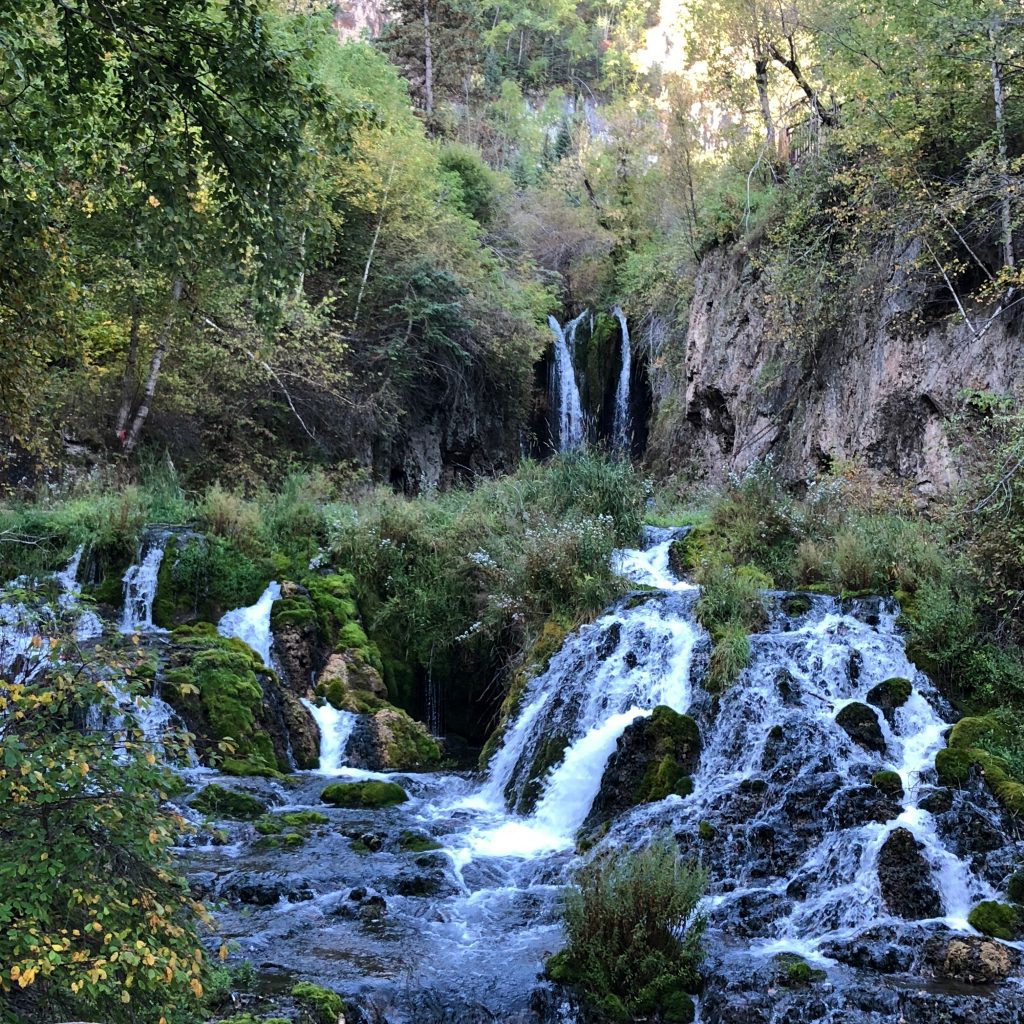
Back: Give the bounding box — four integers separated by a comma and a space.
548, 838, 706, 1022
0, 647, 207, 1024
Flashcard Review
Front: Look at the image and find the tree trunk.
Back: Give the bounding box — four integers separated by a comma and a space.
423, 0, 434, 116
123, 277, 183, 456
114, 291, 141, 442
990, 23, 1015, 269
754, 56, 776, 148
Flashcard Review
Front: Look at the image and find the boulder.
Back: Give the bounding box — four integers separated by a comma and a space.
320, 780, 409, 808
877, 827, 943, 920
835, 701, 886, 754
866, 677, 913, 713
585, 706, 701, 828
269, 583, 324, 694
280, 690, 321, 770
924, 934, 1019, 984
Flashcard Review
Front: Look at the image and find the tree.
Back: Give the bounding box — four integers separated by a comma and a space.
0, 635, 207, 1023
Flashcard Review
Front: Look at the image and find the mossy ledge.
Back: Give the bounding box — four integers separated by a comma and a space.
190, 784, 267, 820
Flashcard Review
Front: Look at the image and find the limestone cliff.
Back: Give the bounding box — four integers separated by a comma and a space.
646, 240, 1024, 497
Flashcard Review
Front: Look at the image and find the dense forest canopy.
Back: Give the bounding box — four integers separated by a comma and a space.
1, 0, 1019, 486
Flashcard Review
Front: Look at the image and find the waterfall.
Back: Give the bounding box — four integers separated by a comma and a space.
217, 582, 281, 666
302, 698, 357, 774
548, 310, 588, 451
119, 531, 172, 633
57, 545, 103, 641
612, 305, 631, 449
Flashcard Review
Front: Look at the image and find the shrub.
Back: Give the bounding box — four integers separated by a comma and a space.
0, 646, 206, 1024
548, 838, 706, 1022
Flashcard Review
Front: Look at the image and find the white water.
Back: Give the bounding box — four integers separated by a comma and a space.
119, 532, 171, 633
218, 582, 281, 666
548, 311, 588, 451
57, 545, 103, 641
612, 305, 631, 449
303, 698, 357, 774
612, 525, 695, 592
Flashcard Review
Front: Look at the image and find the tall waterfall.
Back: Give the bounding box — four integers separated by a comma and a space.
119, 530, 172, 633
612, 305, 631, 449
217, 581, 281, 666
548, 310, 588, 451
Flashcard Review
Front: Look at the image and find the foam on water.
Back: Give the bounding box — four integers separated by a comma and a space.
218, 581, 281, 665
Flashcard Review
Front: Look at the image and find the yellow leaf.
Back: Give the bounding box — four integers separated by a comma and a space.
219, 944, 228, 962
121, 990, 131, 1003
189, 978, 203, 998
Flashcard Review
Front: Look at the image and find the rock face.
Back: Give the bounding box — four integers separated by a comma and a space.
646, 240, 1024, 496
585, 705, 701, 829
877, 827, 943, 920
924, 934, 1019, 984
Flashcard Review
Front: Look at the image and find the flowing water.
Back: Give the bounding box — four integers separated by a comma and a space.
120, 529, 173, 633
548, 311, 588, 451
612, 305, 631, 449
218, 581, 282, 665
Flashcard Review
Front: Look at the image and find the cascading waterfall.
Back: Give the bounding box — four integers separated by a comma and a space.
119, 530, 172, 633
548, 310, 588, 451
302, 698, 357, 773
217, 581, 281, 666
612, 305, 631, 449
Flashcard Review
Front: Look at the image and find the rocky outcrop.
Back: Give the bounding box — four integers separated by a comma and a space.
877, 827, 943, 920
646, 240, 1024, 496
924, 934, 1019, 984
585, 706, 701, 829
835, 702, 887, 754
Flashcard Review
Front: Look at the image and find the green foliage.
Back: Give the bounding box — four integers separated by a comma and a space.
0, 645, 207, 1023
320, 781, 409, 808
550, 838, 706, 1021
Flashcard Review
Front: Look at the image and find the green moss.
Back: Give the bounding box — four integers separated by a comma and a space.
775, 954, 826, 986
871, 770, 904, 797
399, 830, 442, 852
968, 900, 1021, 940
781, 594, 812, 617
936, 714, 1024, 816
320, 780, 409, 808
337, 620, 369, 650
270, 594, 318, 631
632, 709, 700, 805
291, 981, 346, 1024
698, 820, 716, 841
516, 734, 570, 813
379, 710, 442, 770
190, 784, 267, 820
255, 811, 329, 835
866, 677, 913, 710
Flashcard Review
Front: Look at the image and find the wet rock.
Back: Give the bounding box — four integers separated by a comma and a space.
835, 701, 886, 754
595, 621, 622, 661
720, 891, 793, 939
821, 925, 915, 973
219, 872, 314, 906
918, 786, 954, 814
923, 933, 1019, 983
877, 827, 943, 920
829, 784, 901, 827
393, 870, 456, 898
190, 784, 267, 820
280, 689, 320, 770
359, 832, 384, 852
585, 705, 700, 829
270, 583, 323, 694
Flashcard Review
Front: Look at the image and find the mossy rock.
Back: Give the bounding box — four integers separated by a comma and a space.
320, 780, 409, 808
866, 677, 913, 711
254, 811, 328, 836
399, 830, 442, 853
935, 716, 1024, 816
968, 900, 1022, 941
479, 616, 573, 769
781, 594, 813, 617
835, 701, 886, 754
291, 981, 346, 1024
191, 784, 267, 820
774, 953, 826, 987
515, 733, 570, 814
698, 820, 716, 841
871, 770, 904, 798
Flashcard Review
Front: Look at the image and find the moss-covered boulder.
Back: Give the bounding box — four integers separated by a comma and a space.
164, 625, 311, 776
968, 900, 1022, 940
585, 706, 700, 830
935, 715, 1024, 817
270, 583, 324, 695
835, 702, 886, 754
369, 707, 441, 770
320, 780, 409, 808
191, 784, 267, 820
513, 733, 570, 815
870, 770, 904, 798
1008, 869, 1024, 904
773, 953, 826, 987
866, 677, 913, 713
291, 981, 346, 1024
316, 649, 388, 712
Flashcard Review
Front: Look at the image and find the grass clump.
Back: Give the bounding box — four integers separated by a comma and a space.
695, 558, 767, 692
320, 780, 408, 808
547, 838, 706, 1022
